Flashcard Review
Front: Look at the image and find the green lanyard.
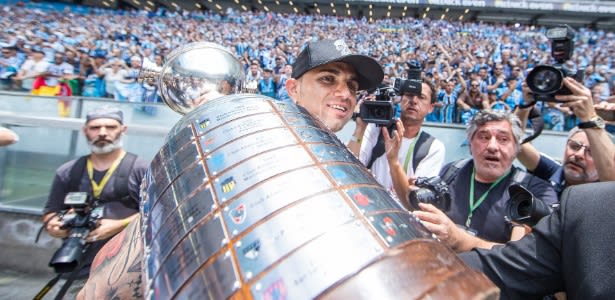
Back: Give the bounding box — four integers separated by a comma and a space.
402, 131, 421, 172
466, 168, 510, 227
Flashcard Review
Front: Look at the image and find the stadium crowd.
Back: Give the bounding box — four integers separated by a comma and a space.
0, 3, 614, 129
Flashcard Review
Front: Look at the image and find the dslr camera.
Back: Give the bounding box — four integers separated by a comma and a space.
408, 176, 452, 212
526, 25, 584, 102
506, 184, 554, 226
358, 60, 422, 127
49, 192, 101, 273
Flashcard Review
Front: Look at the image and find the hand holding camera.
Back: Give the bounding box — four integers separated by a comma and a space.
49, 192, 101, 273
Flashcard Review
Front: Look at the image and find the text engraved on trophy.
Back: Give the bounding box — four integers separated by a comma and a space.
223, 167, 333, 236
150, 216, 226, 296
369, 212, 432, 248
148, 187, 215, 258
163, 125, 195, 155
251, 221, 383, 300
198, 114, 286, 153
235, 192, 355, 280
150, 164, 207, 230
205, 127, 297, 175
194, 101, 275, 135
213, 145, 314, 202
151, 144, 201, 197
326, 164, 379, 187
174, 253, 238, 300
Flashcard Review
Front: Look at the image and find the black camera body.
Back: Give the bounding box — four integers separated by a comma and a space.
408, 176, 451, 212
526, 25, 584, 102
359, 60, 422, 127
49, 192, 101, 273
507, 184, 553, 226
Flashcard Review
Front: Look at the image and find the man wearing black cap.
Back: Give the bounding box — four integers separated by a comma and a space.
286, 39, 384, 132
42, 106, 148, 288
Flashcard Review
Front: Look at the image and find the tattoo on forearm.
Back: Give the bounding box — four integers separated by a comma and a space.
107, 219, 141, 285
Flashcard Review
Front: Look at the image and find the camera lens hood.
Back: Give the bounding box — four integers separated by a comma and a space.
526, 65, 564, 95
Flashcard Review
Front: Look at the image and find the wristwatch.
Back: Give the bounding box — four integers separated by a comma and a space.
578, 116, 606, 129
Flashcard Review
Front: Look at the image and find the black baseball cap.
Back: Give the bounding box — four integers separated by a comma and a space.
291, 39, 384, 91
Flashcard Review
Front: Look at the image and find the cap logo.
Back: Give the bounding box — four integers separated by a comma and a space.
334, 39, 351, 56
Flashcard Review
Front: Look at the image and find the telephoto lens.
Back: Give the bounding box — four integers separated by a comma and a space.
507, 184, 552, 226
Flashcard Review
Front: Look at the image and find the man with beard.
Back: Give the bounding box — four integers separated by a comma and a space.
43, 106, 147, 296
404, 111, 558, 251
516, 77, 615, 195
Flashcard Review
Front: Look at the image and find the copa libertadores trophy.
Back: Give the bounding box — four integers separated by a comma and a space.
138, 42, 498, 300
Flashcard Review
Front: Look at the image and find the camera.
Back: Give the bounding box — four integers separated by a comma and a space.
506, 184, 553, 226
49, 192, 101, 273
526, 25, 584, 102
408, 176, 451, 212
358, 60, 422, 127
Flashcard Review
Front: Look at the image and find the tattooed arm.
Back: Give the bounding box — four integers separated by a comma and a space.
77, 218, 144, 300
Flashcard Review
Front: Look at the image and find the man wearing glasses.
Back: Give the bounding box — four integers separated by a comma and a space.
517, 77, 615, 195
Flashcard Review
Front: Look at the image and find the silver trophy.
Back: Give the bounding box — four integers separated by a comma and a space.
139, 42, 244, 116
139, 42, 498, 299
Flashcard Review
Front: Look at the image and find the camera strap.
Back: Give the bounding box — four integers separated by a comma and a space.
466, 168, 511, 227
33, 273, 62, 300
402, 131, 420, 171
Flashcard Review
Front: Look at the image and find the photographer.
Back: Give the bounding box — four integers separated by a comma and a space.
349, 77, 446, 202
516, 77, 615, 194
43, 106, 147, 283
407, 111, 558, 252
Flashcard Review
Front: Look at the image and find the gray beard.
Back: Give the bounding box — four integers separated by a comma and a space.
88, 136, 123, 154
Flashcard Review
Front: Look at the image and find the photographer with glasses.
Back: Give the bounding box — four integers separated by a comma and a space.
516, 77, 615, 196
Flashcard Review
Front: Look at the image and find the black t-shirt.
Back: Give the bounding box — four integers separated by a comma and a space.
44, 154, 148, 275
440, 160, 558, 244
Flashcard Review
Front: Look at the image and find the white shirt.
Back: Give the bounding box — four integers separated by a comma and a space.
359, 123, 446, 193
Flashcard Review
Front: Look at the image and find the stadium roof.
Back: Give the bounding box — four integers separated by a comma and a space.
85, 0, 615, 29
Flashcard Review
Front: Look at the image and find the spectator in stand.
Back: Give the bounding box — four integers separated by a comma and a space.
13, 47, 49, 92
245, 62, 261, 93
114, 55, 143, 102
487, 63, 506, 94
495, 76, 523, 112
275, 63, 292, 102
434, 68, 466, 123
257, 68, 276, 98
458, 79, 489, 124
98, 58, 128, 98
0, 46, 22, 90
